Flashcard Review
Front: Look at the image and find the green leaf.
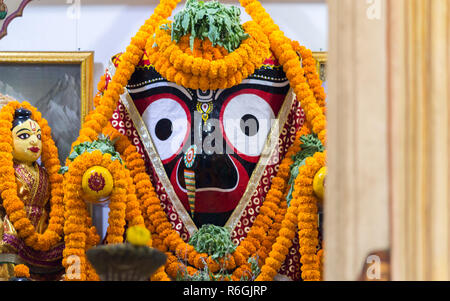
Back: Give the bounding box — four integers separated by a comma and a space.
58, 166, 69, 175
170, 0, 248, 53
285, 134, 324, 205
65, 135, 123, 165
188, 224, 236, 260
182, 13, 190, 31
68, 151, 79, 161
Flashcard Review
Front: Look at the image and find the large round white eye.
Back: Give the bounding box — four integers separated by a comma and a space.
221, 93, 275, 162
142, 97, 190, 163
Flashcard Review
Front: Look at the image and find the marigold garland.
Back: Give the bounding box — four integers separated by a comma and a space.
177, 36, 229, 60
0, 101, 64, 252
146, 20, 269, 91
255, 151, 325, 281
229, 124, 311, 278
317, 248, 324, 280
62, 150, 149, 280
291, 40, 327, 111
61, 0, 180, 280
239, 0, 326, 146
102, 125, 172, 280
294, 151, 325, 281
68, 0, 181, 152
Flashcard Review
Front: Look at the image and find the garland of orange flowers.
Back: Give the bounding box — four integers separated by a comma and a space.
146, 20, 269, 91
178, 36, 229, 60
295, 151, 324, 281
62, 0, 180, 280
239, 0, 326, 146
102, 125, 171, 281
227, 124, 311, 280
317, 248, 324, 280
255, 151, 325, 281
61, 0, 182, 281
291, 40, 327, 112
0, 101, 64, 252
69, 0, 181, 152
105, 119, 317, 281
62, 150, 147, 280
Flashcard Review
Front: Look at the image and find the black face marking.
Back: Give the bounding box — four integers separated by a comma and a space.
155, 118, 173, 141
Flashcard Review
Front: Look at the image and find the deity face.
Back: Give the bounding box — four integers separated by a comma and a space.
12, 119, 42, 164
128, 56, 290, 227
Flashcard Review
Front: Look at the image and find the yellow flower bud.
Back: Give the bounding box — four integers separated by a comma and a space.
126, 226, 151, 246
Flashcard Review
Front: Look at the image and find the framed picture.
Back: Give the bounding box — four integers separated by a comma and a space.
313, 51, 327, 93
0, 51, 94, 163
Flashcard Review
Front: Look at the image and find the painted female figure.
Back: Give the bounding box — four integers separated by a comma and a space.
0, 108, 64, 280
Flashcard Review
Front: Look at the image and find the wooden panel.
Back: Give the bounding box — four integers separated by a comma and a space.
325, 0, 390, 281
388, 0, 449, 281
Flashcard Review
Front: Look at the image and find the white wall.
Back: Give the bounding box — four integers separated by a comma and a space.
0, 0, 328, 86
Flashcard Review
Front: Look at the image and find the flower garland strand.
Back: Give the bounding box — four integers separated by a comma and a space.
291, 40, 327, 111
62, 0, 181, 280
230, 124, 311, 279
255, 151, 324, 281
63, 151, 135, 280
68, 0, 181, 153
102, 125, 171, 281
146, 20, 269, 91
0, 101, 64, 251
239, 0, 326, 146
293, 151, 325, 281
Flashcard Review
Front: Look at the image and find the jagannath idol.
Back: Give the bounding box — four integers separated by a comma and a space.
0, 0, 327, 282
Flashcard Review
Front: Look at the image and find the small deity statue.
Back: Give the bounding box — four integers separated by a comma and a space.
0, 108, 63, 280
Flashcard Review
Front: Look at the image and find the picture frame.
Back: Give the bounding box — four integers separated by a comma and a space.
0, 51, 94, 162
313, 51, 327, 84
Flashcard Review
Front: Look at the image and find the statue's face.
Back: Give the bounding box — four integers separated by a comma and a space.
129, 58, 290, 227
12, 119, 42, 164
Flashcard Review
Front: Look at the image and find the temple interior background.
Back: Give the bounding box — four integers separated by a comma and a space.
0, 0, 449, 282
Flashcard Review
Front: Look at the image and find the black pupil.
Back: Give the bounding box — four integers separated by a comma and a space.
240, 114, 259, 137
155, 118, 173, 141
